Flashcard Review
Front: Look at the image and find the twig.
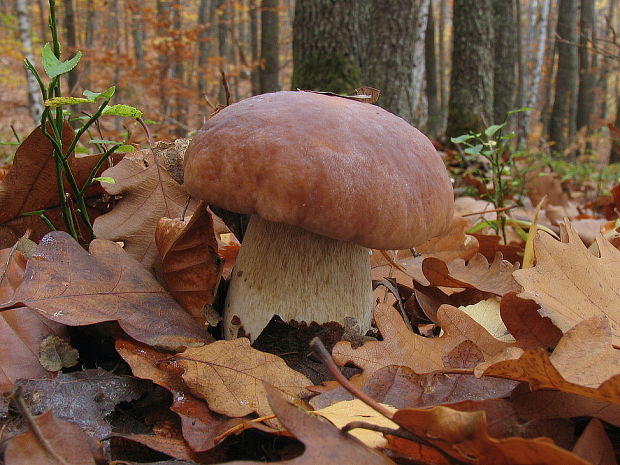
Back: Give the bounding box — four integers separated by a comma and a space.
461, 204, 517, 217
10, 387, 71, 465
221, 71, 231, 106
214, 414, 277, 444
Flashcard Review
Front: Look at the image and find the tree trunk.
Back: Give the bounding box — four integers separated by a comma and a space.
492, 0, 517, 123
576, 0, 596, 135
171, 0, 187, 136
365, 0, 429, 124
129, 0, 145, 69
249, 0, 260, 94
438, 0, 449, 133
548, 0, 578, 157
17, 0, 43, 123
425, 0, 441, 136
446, 0, 494, 140
64, 0, 79, 94
292, 0, 368, 94
610, 95, 620, 164
38, 0, 47, 43
217, 0, 230, 104
259, 0, 280, 93
197, 0, 211, 112
81, 0, 97, 88
157, 0, 172, 116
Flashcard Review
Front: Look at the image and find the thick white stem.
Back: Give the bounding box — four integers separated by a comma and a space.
223, 216, 372, 340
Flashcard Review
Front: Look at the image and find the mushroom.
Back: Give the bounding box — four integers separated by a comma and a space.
183, 91, 454, 340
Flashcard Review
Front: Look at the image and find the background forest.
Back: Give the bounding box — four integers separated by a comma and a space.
0, 0, 619, 166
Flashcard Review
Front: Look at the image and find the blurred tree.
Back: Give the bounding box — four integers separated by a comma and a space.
549, 0, 578, 156
16, 0, 43, 122
260, 0, 280, 93
365, 0, 429, 125
64, 0, 78, 94
217, 0, 231, 104
425, 0, 441, 136
446, 0, 494, 140
292, 0, 368, 94
438, 0, 449, 131
171, 0, 187, 136
576, 0, 596, 136
249, 0, 260, 94
492, 0, 517, 123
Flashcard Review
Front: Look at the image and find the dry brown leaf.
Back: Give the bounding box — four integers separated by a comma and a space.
0, 124, 104, 247
112, 433, 214, 463
156, 201, 222, 325
389, 406, 590, 465
513, 222, 620, 344
0, 246, 67, 392
332, 303, 511, 384
176, 338, 311, 418
572, 418, 617, 465
220, 384, 397, 465
93, 149, 198, 269
423, 253, 521, 296
116, 338, 244, 452
4, 410, 98, 465
471, 233, 524, 265
2, 231, 209, 351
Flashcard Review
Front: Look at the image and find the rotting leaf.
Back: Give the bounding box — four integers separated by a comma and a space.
2, 231, 210, 351
93, 148, 198, 270
514, 222, 620, 344
176, 338, 311, 418
38, 334, 79, 371
156, 201, 222, 325
332, 303, 512, 385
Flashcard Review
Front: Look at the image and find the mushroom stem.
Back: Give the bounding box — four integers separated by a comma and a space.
223, 215, 372, 340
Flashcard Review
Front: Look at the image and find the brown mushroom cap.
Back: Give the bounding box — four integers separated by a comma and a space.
184, 91, 454, 249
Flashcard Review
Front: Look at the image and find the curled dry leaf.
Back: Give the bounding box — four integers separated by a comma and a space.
0, 245, 67, 392
513, 222, 620, 344
156, 201, 223, 325
220, 384, 397, 465
3, 231, 209, 351
423, 253, 521, 296
0, 123, 103, 247
571, 418, 617, 465
332, 303, 512, 385
93, 148, 198, 270
389, 406, 590, 465
4, 410, 98, 465
176, 338, 311, 418
471, 233, 523, 265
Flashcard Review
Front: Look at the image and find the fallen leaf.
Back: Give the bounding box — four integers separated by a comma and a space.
499, 292, 563, 350
156, 201, 223, 325
38, 334, 79, 371
572, 418, 617, 465
332, 303, 511, 385
0, 123, 104, 247
15, 368, 149, 439
112, 433, 214, 463
93, 149, 198, 269
220, 384, 398, 465
423, 253, 521, 296
459, 298, 514, 342
4, 410, 98, 465
514, 222, 620, 344
313, 399, 398, 448
2, 231, 209, 350
471, 233, 524, 265
0, 245, 67, 392
390, 406, 590, 465
176, 338, 311, 418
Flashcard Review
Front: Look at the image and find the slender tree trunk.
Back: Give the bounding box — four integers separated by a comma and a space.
259, 0, 280, 93
171, 0, 187, 135
365, 0, 429, 124
81, 0, 97, 88
17, 0, 43, 123
292, 0, 368, 94
576, 0, 596, 135
438, 0, 449, 133
157, 0, 172, 116
425, 0, 441, 136
129, 0, 145, 69
64, 0, 79, 94
197, 0, 211, 112
610, 95, 620, 164
549, 0, 578, 156
217, 0, 230, 104
492, 0, 517, 123
38, 0, 47, 43
446, 0, 494, 140
249, 0, 260, 94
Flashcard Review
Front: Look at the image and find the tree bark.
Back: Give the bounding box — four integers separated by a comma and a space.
492, 0, 517, 123
17, 0, 43, 123
365, 0, 429, 124
249, 0, 260, 94
197, 0, 211, 112
446, 0, 494, 140
548, 0, 578, 156
576, 0, 596, 135
259, 0, 280, 93
157, 0, 172, 115
217, 0, 230, 104
64, 0, 79, 94
292, 0, 368, 94
610, 95, 620, 164
171, 0, 187, 136
438, 0, 449, 133
425, 0, 441, 136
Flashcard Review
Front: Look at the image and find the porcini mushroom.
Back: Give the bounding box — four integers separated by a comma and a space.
183, 91, 453, 340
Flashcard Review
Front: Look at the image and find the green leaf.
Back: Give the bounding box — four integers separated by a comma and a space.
450, 134, 473, 144
44, 96, 92, 107
74, 146, 90, 154
42, 43, 82, 78
484, 123, 505, 137
464, 144, 483, 155
83, 86, 116, 101
93, 176, 116, 184
89, 139, 118, 145
507, 107, 534, 116
115, 144, 135, 153
102, 104, 143, 118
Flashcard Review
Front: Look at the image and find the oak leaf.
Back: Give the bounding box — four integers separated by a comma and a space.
2, 231, 209, 350
176, 338, 311, 418
332, 303, 511, 384
155, 201, 222, 325
93, 149, 198, 269
513, 222, 620, 344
